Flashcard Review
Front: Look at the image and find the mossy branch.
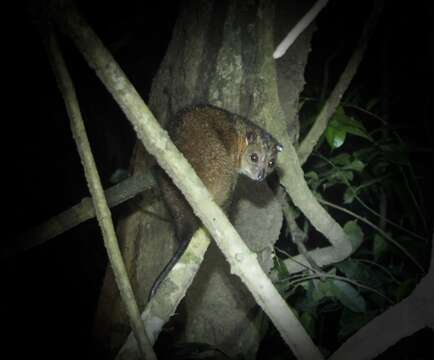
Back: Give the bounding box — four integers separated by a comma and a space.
46, 30, 156, 360
51, 3, 322, 359
4, 172, 154, 259
254, 0, 355, 274
21, 0, 386, 299
117, 228, 212, 356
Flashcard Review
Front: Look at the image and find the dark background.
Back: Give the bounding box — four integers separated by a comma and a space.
2, 1, 433, 359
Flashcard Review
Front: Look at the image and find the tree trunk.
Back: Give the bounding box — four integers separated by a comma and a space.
93, 0, 314, 358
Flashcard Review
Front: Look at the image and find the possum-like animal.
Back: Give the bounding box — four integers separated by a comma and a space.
149, 105, 282, 300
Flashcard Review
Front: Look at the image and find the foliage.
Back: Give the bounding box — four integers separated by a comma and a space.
325, 106, 373, 149
275, 97, 430, 351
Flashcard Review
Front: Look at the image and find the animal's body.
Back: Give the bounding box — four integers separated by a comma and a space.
149, 104, 282, 300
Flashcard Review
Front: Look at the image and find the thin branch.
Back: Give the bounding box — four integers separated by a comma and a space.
46, 30, 156, 360
117, 228, 212, 356
287, 273, 394, 304
3, 172, 155, 258
300, 97, 388, 125
275, 246, 316, 274
314, 152, 428, 242
277, 187, 324, 274
319, 198, 425, 274
297, 1, 384, 164
341, 102, 387, 125
256, 1, 354, 281
357, 259, 401, 285
51, 3, 322, 359
273, 0, 329, 59
329, 269, 434, 360
254, 1, 385, 284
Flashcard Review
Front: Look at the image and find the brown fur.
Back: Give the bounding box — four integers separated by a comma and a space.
149, 105, 282, 300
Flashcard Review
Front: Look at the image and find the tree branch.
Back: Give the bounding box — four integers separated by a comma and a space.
297, 1, 384, 165
4, 172, 154, 259
269, 2, 384, 277
277, 187, 324, 274
320, 199, 425, 273
19, 1, 385, 282
45, 29, 156, 360
117, 228, 212, 357
20, 1, 386, 307
329, 230, 434, 360
273, 0, 329, 59
51, 3, 322, 359
254, 0, 355, 275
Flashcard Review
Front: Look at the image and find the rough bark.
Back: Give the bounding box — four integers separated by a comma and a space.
93, 0, 314, 358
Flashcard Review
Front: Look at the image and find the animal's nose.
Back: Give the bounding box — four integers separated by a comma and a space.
257, 169, 266, 181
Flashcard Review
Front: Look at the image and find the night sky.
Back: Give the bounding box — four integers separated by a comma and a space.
2, 1, 433, 359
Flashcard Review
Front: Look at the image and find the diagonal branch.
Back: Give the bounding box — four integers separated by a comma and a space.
273, 0, 329, 59
4, 172, 154, 259
297, 1, 384, 165
16, 1, 384, 281
45, 30, 156, 360
329, 229, 434, 360
117, 228, 212, 356
271, 1, 384, 275
254, 0, 361, 274
51, 2, 323, 359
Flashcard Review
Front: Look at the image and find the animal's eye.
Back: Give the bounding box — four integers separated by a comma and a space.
250, 153, 258, 162
268, 160, 275, 168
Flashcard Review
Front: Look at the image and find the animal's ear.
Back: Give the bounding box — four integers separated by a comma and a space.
275, 143, 283, 152
246, 130, 257, 144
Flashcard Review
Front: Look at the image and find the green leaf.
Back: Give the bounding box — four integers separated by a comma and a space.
311, 279, 331, 302
331, 153, 352, 166
337, 260, 384, 289
273, 256, 289, 280
343, 187, 357, 204
305, 170, 319, 181
326, 119, 347, 149
311, 270, 339, 301
323, 170, 354, 189
272, 257, 291, 295
329, 280, 367, 313
330, 154, 365, 174
297, 281, 322, 312
343, 221, 364, 249
353, 147, 377, 163
343, 159, 366, 172
300, 312, 316, 338
337, 115, 373, 142
373, 234, 388, 261
327, 106, 374, 146
336, 259, 360, 278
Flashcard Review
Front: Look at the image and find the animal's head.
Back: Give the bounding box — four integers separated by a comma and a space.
239, 126, 283, 182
